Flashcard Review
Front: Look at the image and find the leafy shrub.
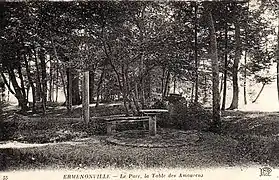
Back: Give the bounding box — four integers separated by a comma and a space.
158, 102, 212, 131
71, 119, 107, 136
0, 121, 18, 141
151, 100, 168, 109
0, 107, 19, 141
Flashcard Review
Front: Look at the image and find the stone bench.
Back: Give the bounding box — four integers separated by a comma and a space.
102, 116, 151, 135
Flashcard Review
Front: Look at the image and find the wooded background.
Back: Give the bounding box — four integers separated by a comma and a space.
1, 1, 278, 131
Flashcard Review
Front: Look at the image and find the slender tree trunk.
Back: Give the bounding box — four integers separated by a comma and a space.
60, 69, 67, 104
40, 49, 47, 115
228, 21, 241, 110
24, 53, 36, 112
26, 84, 30, 103
54, 60, 60, 103
34, 49, 42, 102
191, 82, 194, 102
17, 63, 27, 102
51, 37, 60, 103
173, 75, 176, 94
166, 82, 170, 97
131, 83, 140, 114
7, 77, 10, 101
161, 66, 165, 100
66, 68, 73, 111
82, 71, 90, 125
221, 23, 228, 110
121, 64, 130, 115
163, 70, 170, 99
194, 2, 199, 104
55, 84, 59, 102
219, 74, 223, 94
125, 70, 136, 115
146, 62, 151, 107
140, 53, 145, 108
244, 3, 249, 105
0, 82, 4, 102
96, 67, 105, 107
277, 15, 279, 101
252, 83, 266, 103
72, 70, 81, 105
1, 72, 15, 95
49, 57, 54, 102
208, 6, 221, 132
203, 75, 208, 104
89, 70, 95, 103
244, 50, 248, 105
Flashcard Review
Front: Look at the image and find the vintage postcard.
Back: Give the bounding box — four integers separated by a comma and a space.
0, 0, 278, 180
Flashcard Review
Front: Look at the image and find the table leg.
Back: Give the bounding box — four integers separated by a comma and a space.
107, 123, 112, 135
149, 115, 156, 136
107, 121, 116, 135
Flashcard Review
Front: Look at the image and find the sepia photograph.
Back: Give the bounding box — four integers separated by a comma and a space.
0, 0, 279, 179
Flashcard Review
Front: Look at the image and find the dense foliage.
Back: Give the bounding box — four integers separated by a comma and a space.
0, 1, 278, 131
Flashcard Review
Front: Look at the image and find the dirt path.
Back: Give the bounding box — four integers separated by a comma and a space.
0, 137, 99, 149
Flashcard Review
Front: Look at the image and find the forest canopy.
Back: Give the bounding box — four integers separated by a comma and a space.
0, 1, 278, 131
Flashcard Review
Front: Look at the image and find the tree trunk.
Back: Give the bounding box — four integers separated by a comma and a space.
221, 23, 228, 110
194, 2, 199, 104
48, 57, 54, 102
228, 21, 241, 110
252, 83, 265, 103
51, 37, 60, 103
132, 83, 140, 114
1, 72, 15, 95
121, 64, 130, 115
26, 84, 30, 103
208, 6, 221, 132
66, 68, 73, 111
244, 50, 248, 105
244, 3, 249, 105
163, 70, 170, 99
24, 53, 36, 113
219, 74, 223, 94
277, 15, 279, 101
146, 62, 151, 107
96, 66, 105, 107
17, 63, 27, 102
34, 50, 42, 102
161, 66, 165, 100
55, 83, 59, 102
203, 75, 208, 104
82, 71, 90, 125
7, 77, 10, 101
60, 69, 67, 105
40, 49, 47, 115
140, 53, 145, 109
55, 60, 59, 102
191, 82, 194, 102
8, 68, 28, 111
72, 70, 81, 105
173, 75, 176, 93
89, 70, 95, 103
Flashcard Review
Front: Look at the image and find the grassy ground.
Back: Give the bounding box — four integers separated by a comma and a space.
0, 104, 279, 171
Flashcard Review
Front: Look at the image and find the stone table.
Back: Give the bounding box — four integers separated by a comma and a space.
139, 109, 168, 136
